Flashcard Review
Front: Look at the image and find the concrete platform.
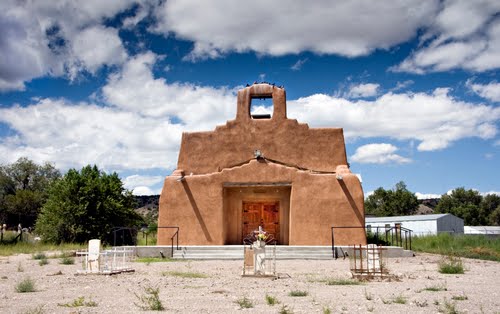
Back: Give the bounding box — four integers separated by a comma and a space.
120, 245, 414, 260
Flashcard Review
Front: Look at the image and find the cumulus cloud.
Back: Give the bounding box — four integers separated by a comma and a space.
347, 83, 380, 98
0, 51, 238, 172
124, 175, 164, 195
289, 88, 500, 151
394, 0, 500, 73
0, 98, 183, 171
0, 0, 134, 91
150, 0, 438, 60
102, 52, 236, 129
415, 192, 442, 199
467, 79, 500, 102
351, 143, 411, 164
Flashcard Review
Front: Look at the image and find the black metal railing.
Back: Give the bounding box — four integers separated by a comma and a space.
331, 225, 413, 259
157, 226, 179, 257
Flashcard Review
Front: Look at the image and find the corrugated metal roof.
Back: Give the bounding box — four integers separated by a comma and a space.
365, 213, 455, 223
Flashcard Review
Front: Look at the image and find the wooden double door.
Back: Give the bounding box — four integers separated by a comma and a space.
242, 201, 280, 243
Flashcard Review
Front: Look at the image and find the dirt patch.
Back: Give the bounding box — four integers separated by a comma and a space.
0, 253, 499, 313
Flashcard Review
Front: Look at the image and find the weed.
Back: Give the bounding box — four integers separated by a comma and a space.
323, 306, 331, 314
135, 257, 175, 263
32, 252, 47, 260
60, 256, 74, 265
235, 296, 253, 309
289, 290, 308, 297
22, 305, 45, 314
265, 294, 279, 305
58, 296, 98, 307
439, 299, 460, 314
415, 300, 429, 307
15, 277, 36, 293
412, 233, 500, 262
364, 289, 373, 300
279, 304, 293, 314
134, 286, 164, 311
451, 294, 468, 301
422, 283, 448, 292
17, 262, 24, 272
326, 278, 361, 286
439, 256, 464, 274
381, 298, 391, 304
38, 258, 49, 266
393, 294, 407, 304
162, 271, 208, 278
434, 300, 440, 305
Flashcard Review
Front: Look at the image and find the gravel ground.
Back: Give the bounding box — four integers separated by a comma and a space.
0, 252, 499, 313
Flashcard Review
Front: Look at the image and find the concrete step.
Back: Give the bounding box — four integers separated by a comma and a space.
172, 245, 335, 260
122, 245, 414, 259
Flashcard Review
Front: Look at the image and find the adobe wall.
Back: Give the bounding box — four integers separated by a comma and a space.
158, 160, 366, 246
177, 84, 348, 174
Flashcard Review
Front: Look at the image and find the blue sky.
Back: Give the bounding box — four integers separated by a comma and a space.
0, 0, 499, 198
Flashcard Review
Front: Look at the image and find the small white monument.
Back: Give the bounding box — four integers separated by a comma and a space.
242, 226, 276, 277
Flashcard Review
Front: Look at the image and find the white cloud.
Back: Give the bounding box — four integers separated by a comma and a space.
0, 51, 238, 172
394, 1, 500, 73
351, 143, 411, 164
0, 98, 183, 171
69, 25, 127, 78
289, 88, 500, 151
132, 186, 160, 196
102, 52, 236, 129
415, 192, 441, 199
291, 58, 308, 71
124, 175, 164, 189
124, 174, 164, 195
467, 80, 500, 102
347, 83, 380, 98
0, 0, 135, 91
151, 0, 438, 60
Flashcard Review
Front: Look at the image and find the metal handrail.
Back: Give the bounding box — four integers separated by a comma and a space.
157, 226, 179, 257
331, 225, 413, 259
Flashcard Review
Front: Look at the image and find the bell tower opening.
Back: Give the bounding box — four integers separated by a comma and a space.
250, 96, 273, 119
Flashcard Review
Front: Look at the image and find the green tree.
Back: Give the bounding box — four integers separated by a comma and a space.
365, 181, 419, 216
0, 157, 60, 227
435, 188, 492, 225
35, 165, 141, 244
481, 194, 500, 225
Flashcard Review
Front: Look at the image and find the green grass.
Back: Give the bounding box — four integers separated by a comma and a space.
162, 271, 208, 278
59, 256, 75, 265
393, 294, 407, 304
325, 278, 362, 286
0, 242, 84, 256
451, 294, 468, 301
58, 296, 98, 307
439, 256, 465, 274
439, 299, 460, 314
265, 294, 279, 305
235, 296, 253, 309
422, 283, 448, 292
135, 257, 175, 263
134, 286, 164, 311
15, 277, 36, 293
136, 232, 157, 246
32, 252, 47, 260
412, 233, 500, 262
38, 258, 49, 266
288, 290, 308, 297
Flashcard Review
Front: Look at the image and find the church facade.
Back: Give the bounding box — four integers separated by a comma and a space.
158, 83, 366, 246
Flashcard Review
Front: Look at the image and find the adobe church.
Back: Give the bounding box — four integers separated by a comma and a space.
158, 83, 366, 246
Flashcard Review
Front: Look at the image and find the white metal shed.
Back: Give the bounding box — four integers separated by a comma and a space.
365, 214, 464, 236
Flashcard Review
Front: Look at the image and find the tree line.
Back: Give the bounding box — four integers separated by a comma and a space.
1, 158, 141, 244
365, 181, 500, 226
